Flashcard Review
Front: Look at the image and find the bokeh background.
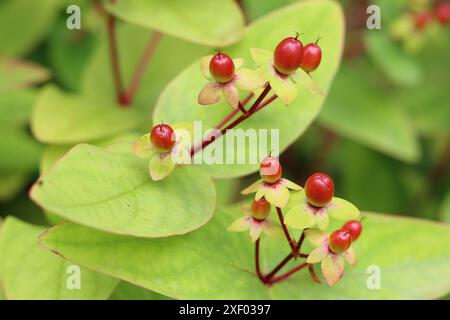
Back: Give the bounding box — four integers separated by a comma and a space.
0, 0, 449, 299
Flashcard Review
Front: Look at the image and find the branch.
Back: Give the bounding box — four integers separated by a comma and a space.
276, 207, 296, 251
106, 12, 124, 105
267, 262, 309, 284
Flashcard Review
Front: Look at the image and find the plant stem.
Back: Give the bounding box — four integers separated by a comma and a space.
255, 95, 277, 112
308, 265, 321, 284
267, 262, 309, 284
191, 84, 272, 155
255, 239, 265, 282
276, 207, 296, 251
106, 12, 124, 105
264, 252, 294, 280
122, 31, 162, 105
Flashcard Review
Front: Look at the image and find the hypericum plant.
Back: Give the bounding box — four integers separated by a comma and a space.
128, 34, 363, 287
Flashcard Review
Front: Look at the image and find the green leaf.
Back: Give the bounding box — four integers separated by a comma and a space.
82, 24, 206, 114
154, 0, 345, 178
0, 217, 117, 300
110, 281, 170, 300
31, 86, 142, 144
364, 31, 423, 87
0, 125, 42, 172
0, 89, 37, 126
30, 142, 216, 238
0, 0, 60, 57
319, 62, 420, 163
40, 206, 450, 299
104, 0, 244, 47
0, 58, 50, 92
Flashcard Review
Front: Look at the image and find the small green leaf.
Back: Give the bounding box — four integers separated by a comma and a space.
285, 205, 316, 230
149, 153, 176, 181
0, 89, 37, 126
31, 142, 216, 238
31, 86, 142, 144
0, 58, 50, 92
154, 0, 345, 178
0, 217, 117, 300
328, 197, 361, 220
40, 207, 450, 299
104, 0, 244, 47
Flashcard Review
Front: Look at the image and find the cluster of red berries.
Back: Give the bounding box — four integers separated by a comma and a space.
273, 34, 322, 75
150, 123, 175, 153
328, 221, 362, 254
415, 2, 450, 30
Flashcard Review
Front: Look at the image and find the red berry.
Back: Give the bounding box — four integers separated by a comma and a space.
251, 197, 271, 221
304, 172, 335, 207
415, 12, 431, 30
342, 220, 362, 241
209, 53, 235, 83
328, 229, 352, 254
434, 3, 450, 25
300, 42, 322, 73
260, 156, 282, 184
150, 123, 176, 152
273, 36, 303, 75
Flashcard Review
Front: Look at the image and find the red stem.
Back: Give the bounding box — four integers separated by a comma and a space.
276, 207, 296, 251
191, 84, 272, 155
267, 262, 309, 284
255, 239, 265, 282
255, 95, 277, 112
122, 31, 162, 105
264, 252, 294, 280
106, 13, 124, 105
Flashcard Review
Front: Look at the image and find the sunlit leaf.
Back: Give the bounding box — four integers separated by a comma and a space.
0, 58, 50, 92
40, 206, 450, 299
30, 142, 216, 238
0, 217, 117, 300
104, 0, 244, 47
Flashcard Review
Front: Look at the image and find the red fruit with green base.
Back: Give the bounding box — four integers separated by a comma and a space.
342, 220, 362, 241
260, 156, 282, 184
304, 172, 335, 207
273, 36, 303, 75
415, 12, 431, 30
150, 123, 175, 152
209, 53, 235, 83
329, 229, 352, 254
251, 198, 271, 221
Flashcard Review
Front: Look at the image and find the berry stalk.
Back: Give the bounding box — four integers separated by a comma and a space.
276, 207, 296, 251
105, 11, 124, 106
266, 262, 309, 284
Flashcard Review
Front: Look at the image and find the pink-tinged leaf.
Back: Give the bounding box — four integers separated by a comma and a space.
280, 178, 302, 190
262, 221, 284, 240
285, 204, 316, 230
327, 197, 361, 221
342, 247, 357, 266
223, 83, 240, 109
304, 229, 328, 246
307, 246, 328, 264
249, 220, 263, 242
250, 48, 272, 67
149, 153, 176, 181
234, 68, 266, 91
0, 58, 50, 92
200, 55, 213, 80
227, 216, 250, 232
232, 58, 244, 69
198, 82, 223, 105
241, 179, 262, 195
133, 134, 155, 159
268, 66, 298, 105
264, 184, 290, 208
321, 254, 345, 286
316, 211, 330, 231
